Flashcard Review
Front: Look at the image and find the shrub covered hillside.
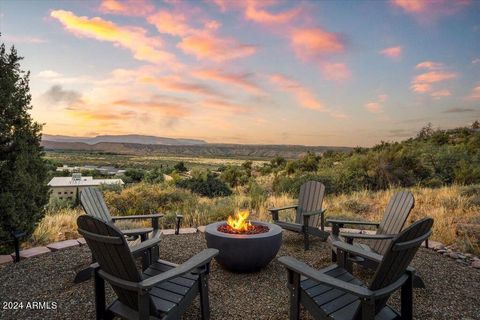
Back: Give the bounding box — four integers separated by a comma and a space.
270, 122, 480, 196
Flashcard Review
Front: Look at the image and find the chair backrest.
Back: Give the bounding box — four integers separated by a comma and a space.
296, 181, 326, 226
80, 187, 113, 223
371, 191, 415, 255
77, 215, 142, 311
369, 217, 433, 314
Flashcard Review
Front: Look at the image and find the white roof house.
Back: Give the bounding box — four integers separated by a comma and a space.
48, 173, 124, 188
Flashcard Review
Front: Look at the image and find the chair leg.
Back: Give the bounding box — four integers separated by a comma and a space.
401, 272, 414, 320
138, 291, 150, 320
94, 270, 106, 320
361, 298, 375, 320
304, 232, 310, 250
199, 272, 211, 320
288, 270, 301, 320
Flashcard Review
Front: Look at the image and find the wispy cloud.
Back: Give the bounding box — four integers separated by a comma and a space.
50, 10, 179, 67
99, 0, 155, 16
142, 75, 225, 98
364, 94, 388, 113
320, 63, 351, 82
411, 61, 457, 97
443, 107, 475, 113
200, 99, 252, 114
41, 85, 82, 106
466, 84, 480, 100
178, 33, 256, 62
379, 46, 403, 60
290, 27, 345, 61
147, 10, 193, 36
191, 69, 264, 94
391, 0, 471, 23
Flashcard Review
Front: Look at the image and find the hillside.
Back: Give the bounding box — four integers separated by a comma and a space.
40, 140, 352, 159
42, 134, 207, 145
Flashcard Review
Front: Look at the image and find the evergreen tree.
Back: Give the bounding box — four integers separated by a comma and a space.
0, 39, 50, 253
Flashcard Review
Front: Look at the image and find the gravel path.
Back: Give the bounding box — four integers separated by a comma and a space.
1, 231, 479, 319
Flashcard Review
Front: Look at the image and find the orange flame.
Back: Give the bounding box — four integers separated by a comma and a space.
226, 210, 252, 232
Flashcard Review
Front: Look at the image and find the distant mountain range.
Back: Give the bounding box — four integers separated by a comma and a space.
41, 134, 352, 159
42, 134, 207, 146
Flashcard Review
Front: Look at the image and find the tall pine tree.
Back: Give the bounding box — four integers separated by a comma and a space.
0, 38, 50, 253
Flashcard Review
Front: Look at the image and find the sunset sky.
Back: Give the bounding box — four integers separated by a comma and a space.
1, 0, 479, 146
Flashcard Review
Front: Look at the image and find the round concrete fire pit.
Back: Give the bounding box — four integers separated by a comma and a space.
204, 221, 282, 273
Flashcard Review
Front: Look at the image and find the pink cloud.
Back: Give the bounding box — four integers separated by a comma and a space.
192, 69, 264, 94
379, 46, 403, 60
177, 33, 256, 62
391, 0, 471, 22
430, 89, 451, 98
411, 62, 457, 97
365, 102, 382, 113
320, 63, 351, 82
50, 10, 180, 67
244, 1, 301, 24
467, 84, 480, 100
201, 99, 252, 114
147, 10, 192, 36
3, 35, 48, 44
269, 73, 326, 111
291, 27, 345, 61
416, 61, 444, 70
99, 0, 155, 16
142, 75, 224, 98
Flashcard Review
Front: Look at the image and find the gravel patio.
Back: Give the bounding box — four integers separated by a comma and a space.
1, 231, 479, 320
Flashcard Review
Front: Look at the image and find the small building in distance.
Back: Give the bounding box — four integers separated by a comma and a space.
56, 164, 126, 176
47, 173, 124, 201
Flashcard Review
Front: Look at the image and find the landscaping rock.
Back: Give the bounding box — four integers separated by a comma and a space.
437, 249, 447, 254
77, 238, 86, 245
449, 253, 459, 259
179, 228, 197, 234
197, 226, 206, 233
0, 255, 13, 265
472, 260, 480, 269
13, 246, 50, 259
429, 241, 445, 251
161, 229, 175, 235
47, 240, 80, 251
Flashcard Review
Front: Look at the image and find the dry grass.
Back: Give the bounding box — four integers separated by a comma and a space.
29, 208, 83, 247
31, 185, 479, 254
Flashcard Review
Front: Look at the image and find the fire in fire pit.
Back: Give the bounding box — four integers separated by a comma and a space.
217, 211, 269, 234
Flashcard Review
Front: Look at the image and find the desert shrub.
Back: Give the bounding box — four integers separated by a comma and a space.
342, 199, 371, 214
460, 185, 480, 197
143, 167, 165, 184
246, 179, 267, 209
123, 168, 145, 183
177, 173, 232, 198
174, 161, 188, 173
98, 183, 123, 193
47, 197, 74, 211
220, 165, 249, 188
273, 173, 337, 197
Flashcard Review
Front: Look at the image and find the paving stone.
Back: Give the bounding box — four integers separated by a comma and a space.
197, 226, 206, 233
13, 246, 51, 260
77, 238, 86, 245
449, 253, 459, 259
471, 260, 480, 269
0, 255, 13, 265
47, 239, 81, 251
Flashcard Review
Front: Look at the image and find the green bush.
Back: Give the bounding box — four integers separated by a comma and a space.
177, 173, 232, 198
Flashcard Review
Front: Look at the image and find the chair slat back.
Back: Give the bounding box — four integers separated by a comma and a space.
296, 181, 325, 227
77, 215, 142, 310
369, 217, 433, 313
372, 191, 414, 254
80, 187, 113, 223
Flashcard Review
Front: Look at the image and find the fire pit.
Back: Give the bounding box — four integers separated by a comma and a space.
204, 211, 282, 272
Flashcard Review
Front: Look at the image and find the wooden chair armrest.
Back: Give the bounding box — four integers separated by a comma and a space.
111, 213, 164, 221
130, 238, 162, 257
326, 219, 380, 227
303, 208, 326, 216
268, 205, 298, 212
139, 249, 219, 289
339, 232, 396, 240
278, 256, 373, 298
332, 241, 383, 263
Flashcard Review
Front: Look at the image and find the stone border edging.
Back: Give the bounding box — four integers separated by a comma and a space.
1, 226, 478, 269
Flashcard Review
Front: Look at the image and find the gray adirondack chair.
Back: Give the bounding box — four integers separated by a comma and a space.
327, 191, 415, 271
269, 181, 328, 250
74, 187, 163, 283
279, 217, 433, 320
77, 215, 218, 320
